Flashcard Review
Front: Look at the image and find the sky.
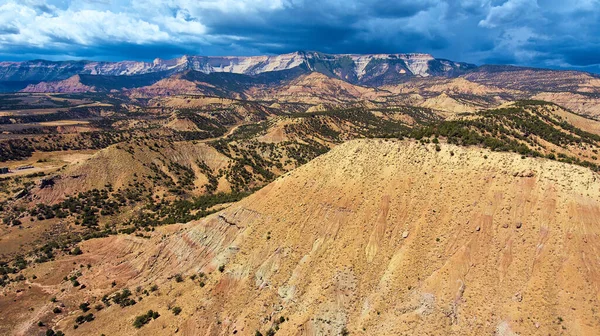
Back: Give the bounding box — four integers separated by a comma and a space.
1, 0, 599, 72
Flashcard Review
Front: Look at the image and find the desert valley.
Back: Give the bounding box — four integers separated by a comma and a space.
1, 52, 600, 335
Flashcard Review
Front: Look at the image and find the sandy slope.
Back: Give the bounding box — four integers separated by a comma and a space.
31, 141, 231, 204
534, 92, 600, 119
11, 139, 600, 336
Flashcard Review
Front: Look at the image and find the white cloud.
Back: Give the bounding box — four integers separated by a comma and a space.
0, 0, 290, 51
0, 0, 210, 52
38, 10, 169, 45
479, 0, 538, 28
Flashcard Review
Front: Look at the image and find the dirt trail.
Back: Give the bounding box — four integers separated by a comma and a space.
198, 123, 245, 143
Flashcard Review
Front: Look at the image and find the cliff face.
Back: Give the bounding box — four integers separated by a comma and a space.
21, 139, 600, 336
2, 52, 474, 85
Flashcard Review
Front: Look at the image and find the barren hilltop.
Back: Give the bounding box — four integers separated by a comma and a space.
5, 140, 599, 335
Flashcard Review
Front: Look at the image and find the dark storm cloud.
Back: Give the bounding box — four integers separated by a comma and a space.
192, 0, 450, 55
0, 0, 599, 73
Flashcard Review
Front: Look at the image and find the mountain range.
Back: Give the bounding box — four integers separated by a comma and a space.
2, 51, 600, 122
1, 51, 477, 91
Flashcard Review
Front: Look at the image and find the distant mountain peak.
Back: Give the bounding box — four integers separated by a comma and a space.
0, 51, 479, 92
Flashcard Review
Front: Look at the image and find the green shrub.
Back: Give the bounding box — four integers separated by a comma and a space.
133, 310, 159, 328
75, 313, 94, 324
112, 288, 136, 307
79, 302, 90, 312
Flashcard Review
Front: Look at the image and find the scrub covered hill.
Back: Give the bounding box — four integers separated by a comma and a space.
6, 139, 599, 335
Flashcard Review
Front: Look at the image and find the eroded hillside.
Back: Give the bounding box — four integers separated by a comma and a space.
5, 140, 600, 335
